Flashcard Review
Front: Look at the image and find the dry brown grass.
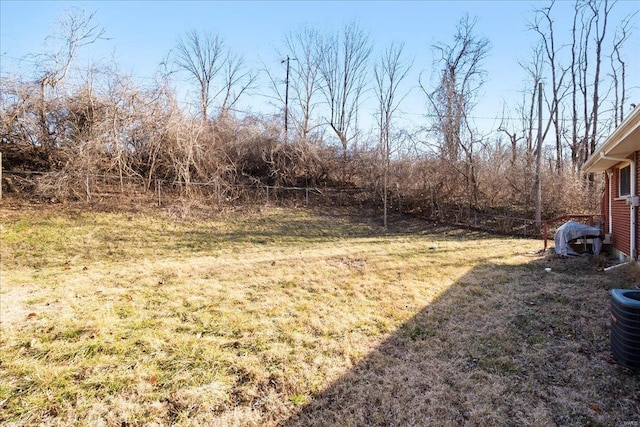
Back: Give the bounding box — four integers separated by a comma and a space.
1, 202, 639, 426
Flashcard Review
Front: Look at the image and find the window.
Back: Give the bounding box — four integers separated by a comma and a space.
619, 164, 631, 197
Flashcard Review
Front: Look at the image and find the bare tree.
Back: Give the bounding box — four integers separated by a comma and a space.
38, 8, 106, 90
36, 7, 105, 163
564, 0, 624, 171
530, 1, 569, 173
265, 25, 325, 149
509, 42, 553, 218
420, 13, 490, 209
587, 0, 613, 161
569, 0, 583, 171
610, 11, 636, 126
611, 14, 629, 126
285, 26, 323, 142
174, 30, 224, 122
317, 22, 372, 164
499, 46, 543, 181
216, 51, 256, 117
374, 42, 411, 228
174, 31, 254, 122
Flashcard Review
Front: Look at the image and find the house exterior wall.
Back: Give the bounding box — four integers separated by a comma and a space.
636, 157, 640, 258
610, 164, 630, 256
584, 106, 640, 260
602, 172, 610, 235
603, 153, 640, 258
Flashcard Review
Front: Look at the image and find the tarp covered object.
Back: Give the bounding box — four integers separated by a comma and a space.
554, 220, 602, 256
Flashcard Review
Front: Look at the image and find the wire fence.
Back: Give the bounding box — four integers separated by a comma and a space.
429, 208, 541, 238
1, 170, 373, 208
2, 169, 549, 238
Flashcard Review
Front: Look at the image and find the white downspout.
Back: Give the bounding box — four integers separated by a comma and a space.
607, 169, 613, 236
632, 152, 637, 260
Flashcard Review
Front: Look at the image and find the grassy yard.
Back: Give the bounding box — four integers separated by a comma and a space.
1, 202, 639, 426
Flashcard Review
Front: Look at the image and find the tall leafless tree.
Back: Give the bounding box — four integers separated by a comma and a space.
610, 11, 635, 127
174, 30, 224, 122
374, 42, 411, 228
36, 8, 105, 163
420, 13, 490, 209
265, 25, 323, 143
38, 8, 106, 90
565, 0, 626, 172
285, 26, 323, 142
611, 15, 629, 126
530, 1, 569, 173
317, 22, 372, 164
588, 0, 613, 162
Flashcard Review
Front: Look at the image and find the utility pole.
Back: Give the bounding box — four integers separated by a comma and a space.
535, 81, 543, 227
281, 56, 296, 143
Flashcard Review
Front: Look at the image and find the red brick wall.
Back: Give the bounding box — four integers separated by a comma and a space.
602, 173, 610, 234
636, 158, 639, 257
605, 155, 640, 257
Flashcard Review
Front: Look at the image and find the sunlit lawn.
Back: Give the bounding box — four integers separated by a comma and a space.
1, 203, 638, 426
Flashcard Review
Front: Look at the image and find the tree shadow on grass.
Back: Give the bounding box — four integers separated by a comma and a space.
279, 255, 640, 427
157, 207, 490, 255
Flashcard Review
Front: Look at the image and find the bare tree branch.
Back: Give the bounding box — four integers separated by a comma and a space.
174, 30, 224, 121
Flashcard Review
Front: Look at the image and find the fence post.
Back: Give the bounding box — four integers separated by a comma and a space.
305, 187, 309, 206
85, 174, 90, 202
156, 179, 161, 206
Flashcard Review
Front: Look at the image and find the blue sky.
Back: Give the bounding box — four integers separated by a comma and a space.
2, 0, 639, 136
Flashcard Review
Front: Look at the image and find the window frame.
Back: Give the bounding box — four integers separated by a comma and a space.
619, 164, 631, 198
